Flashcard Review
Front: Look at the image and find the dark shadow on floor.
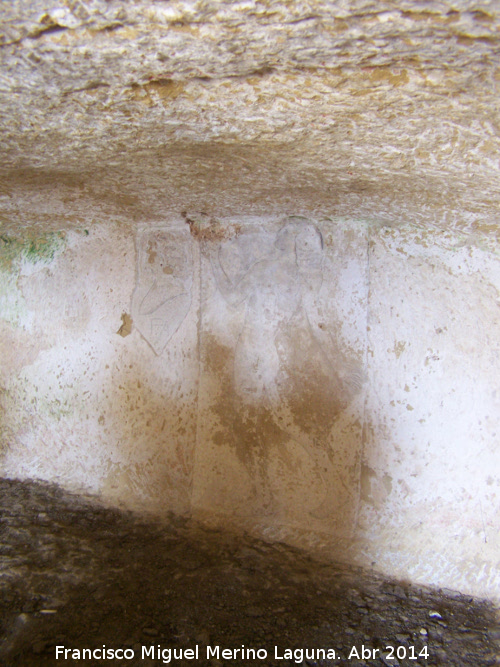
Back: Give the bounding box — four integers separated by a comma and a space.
0, 478, 498, 667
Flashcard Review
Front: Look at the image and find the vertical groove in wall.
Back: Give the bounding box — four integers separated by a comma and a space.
356, 222, 372, 533
191, 239, 203, 516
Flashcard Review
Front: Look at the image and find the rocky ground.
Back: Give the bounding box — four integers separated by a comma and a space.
0, 478, 498, 667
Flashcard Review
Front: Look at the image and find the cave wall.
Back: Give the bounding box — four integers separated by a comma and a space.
361, 227, 500, 601
1, 0, 500, 605
1, 216, 498, 602
0, 226, 198, 515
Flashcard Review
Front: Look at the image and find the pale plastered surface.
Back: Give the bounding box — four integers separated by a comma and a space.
359, 228, 500, 601
0, 217, 498, 603
0, 225, 199, 515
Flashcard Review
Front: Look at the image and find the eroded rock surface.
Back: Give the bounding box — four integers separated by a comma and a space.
0, 1, 499, 246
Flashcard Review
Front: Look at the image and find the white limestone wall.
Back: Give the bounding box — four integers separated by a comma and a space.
358, 227, 500, 601
0, 218, 498, 602
0, 224, 199, 515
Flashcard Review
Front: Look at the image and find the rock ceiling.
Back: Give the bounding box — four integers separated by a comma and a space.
1, 1, 499, 245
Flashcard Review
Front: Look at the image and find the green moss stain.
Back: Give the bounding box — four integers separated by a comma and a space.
24, 235, 65, 263
0, 232, 66, 271
0, 232, 67, 327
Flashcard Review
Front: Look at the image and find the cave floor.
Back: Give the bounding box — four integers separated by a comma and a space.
0, 479, 498, 667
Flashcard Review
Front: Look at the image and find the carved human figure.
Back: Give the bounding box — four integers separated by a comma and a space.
209, 220, 361, 517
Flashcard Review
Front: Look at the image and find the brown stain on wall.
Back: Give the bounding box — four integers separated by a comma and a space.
116, 313, 133, 337
128, 79, 185, 107
202, 337, 285, 476
368, 67, 410, 87
202, 331, 364, 517
100, 367, 197, 515
182, 211, 240, 242
393, 340, 407, 359
275, 320, 364, 438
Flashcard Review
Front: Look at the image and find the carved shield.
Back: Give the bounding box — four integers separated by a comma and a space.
132, 228, 193, 355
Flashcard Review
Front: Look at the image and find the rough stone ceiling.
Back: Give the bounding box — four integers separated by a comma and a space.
1, 1, 499, 245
